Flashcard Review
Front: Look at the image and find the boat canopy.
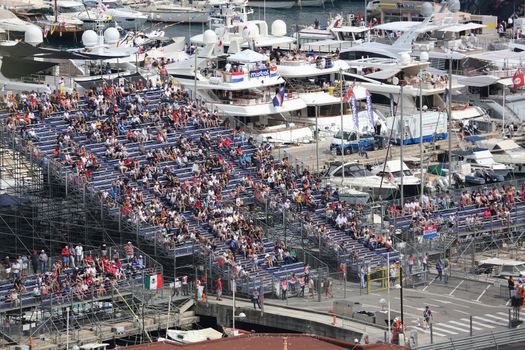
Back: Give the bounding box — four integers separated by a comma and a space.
227, 49, 267, 63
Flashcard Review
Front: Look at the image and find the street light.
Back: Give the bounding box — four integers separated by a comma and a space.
231, 279, 246, 332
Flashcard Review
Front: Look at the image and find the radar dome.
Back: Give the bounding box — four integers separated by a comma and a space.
82, 30, 98, 48
420, 2, 433, 17
242, 23, 260, 40
420, 51, 429, 62
399, 53, 411, 65
203, 29, 218, 45
104, 27, 120, 45
448, 0, 460, 13
271, 20, 286, 37
24, 26, 43, 46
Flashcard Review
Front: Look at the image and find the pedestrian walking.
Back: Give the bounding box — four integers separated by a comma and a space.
435, 259, 443, 281
360, 265, 367, 289
251, 288, 260, 309
509, 276, 516, 299
308, 277, 315, 298
407, 254, 415, 275
423, 306, 433, 329
422, 254, 428, 271
216, 277, 222, 301
281, 279, 288, 300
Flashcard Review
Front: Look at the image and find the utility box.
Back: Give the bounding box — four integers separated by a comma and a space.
375, 310, 401, 327
333, 300, 362, 317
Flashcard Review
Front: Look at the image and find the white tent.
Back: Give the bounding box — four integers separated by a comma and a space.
227, 49, 268, 63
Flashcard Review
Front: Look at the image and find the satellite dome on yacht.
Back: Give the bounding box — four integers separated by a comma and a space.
103, 27, 120, 45
24, 25, 43, 46
82, 30, 98, 47
271, 20, 286, 37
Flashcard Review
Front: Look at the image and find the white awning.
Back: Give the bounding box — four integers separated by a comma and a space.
457, 75, 500, 87
365, 69, 400, 80
227, 49, 268, 63
373, 21, 440, 33
469, 50, 525, 67
436, 23, 485, 33
331, 26, 369, 33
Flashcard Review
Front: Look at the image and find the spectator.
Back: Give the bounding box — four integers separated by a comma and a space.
39, 250, 48, 273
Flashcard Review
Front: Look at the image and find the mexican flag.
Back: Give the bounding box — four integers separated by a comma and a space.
144, 273, 163, 290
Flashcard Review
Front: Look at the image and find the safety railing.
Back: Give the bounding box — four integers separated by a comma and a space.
417, 326, 525, 350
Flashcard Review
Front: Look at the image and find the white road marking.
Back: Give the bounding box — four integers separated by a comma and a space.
415, 326, 447, 337
454, 309, 471, 315
422, 278, 435, 292
429, 326, 459, 335
462, 318, 495, 329
438, 323, 471, 332
473, 315, 507, 326
485, 314, 509, 322
449, 320, 482, 331
432, 299, 452, 304
449, 280, 464, 296
476, 285, 491, 302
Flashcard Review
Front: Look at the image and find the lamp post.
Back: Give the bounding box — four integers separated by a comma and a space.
315, 104, 320, 174
231, 279, 246, 332
339, 68, 345, 184
419, 68, 424, 202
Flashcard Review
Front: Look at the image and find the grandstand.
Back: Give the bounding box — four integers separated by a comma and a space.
1, 85, 401, 299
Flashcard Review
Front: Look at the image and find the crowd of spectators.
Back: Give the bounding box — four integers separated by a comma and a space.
1, 243, 146, 307
388, 184, 524, 237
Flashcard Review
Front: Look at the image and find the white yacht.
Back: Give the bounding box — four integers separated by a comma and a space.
124, 0, 209, 23
158, 328, 223, 344
371, 160, 422, 198
323, 161, 398, 201
297, 15, 369, 45
81, 0, 148, 30
296, 0, 324, 7
344, 56, 491, 145
480, 139, 525, 174
165, 37, 308, 143
53, 0, 112, 30
0, 9, 42, 38
248, 0, 295, 9
191, 17, 295, 51
277, 54, 386, 134
458, 148, 513, 178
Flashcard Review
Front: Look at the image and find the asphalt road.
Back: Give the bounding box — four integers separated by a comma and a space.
266, 273, 515, 346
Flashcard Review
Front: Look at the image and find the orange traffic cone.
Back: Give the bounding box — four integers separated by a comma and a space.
332, 315, 337, 325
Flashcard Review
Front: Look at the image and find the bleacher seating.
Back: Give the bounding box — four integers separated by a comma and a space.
7, 86, 405, 296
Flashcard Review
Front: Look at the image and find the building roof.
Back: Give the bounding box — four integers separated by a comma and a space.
121, 334, 409, 350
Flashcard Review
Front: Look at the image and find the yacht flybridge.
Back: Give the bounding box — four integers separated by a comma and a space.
277, 54, 385, 132
166, 35, 308, 143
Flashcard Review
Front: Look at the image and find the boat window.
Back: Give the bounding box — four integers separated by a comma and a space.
501, 265, 514, 274
334, 131, 352, 140
59, 5, 85, 13
333, 168, 343, 177
347, 165, 370, 176
391, 170, 412, 177
103, 2, 121, 9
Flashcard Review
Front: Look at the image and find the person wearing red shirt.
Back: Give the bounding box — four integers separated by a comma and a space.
216, 277, 222, 300
61, 245, 70, 268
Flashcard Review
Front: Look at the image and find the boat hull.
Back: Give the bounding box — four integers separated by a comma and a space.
146, 10, 209, 23
248, 0, 295, 8
297, 0, 325, 6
